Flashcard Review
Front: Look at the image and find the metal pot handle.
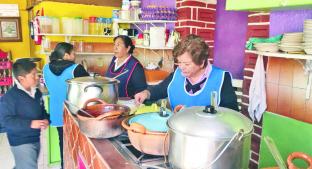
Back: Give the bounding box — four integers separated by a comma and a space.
83, 98, 107, 109
84, 84, 103, 93
287, 152, 312, 169
206, 129, 244, 168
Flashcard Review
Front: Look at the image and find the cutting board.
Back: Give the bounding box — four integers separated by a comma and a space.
258, 112, 312, 168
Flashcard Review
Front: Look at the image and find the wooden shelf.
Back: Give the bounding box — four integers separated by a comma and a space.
136, 45, 173, 50
245, 50, 312, 60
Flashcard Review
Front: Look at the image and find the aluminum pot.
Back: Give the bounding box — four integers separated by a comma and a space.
167, 106, 253, 169
66, 75, 119, 110
77, 98, 130, 139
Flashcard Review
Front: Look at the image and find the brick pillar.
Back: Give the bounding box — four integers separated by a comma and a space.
242, 12, 270, 169
175, 0, 217, 59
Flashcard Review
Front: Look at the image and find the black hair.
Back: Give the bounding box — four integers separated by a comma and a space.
114, 35, 135, 54
13, 59, 36, 78
49, 42, 73, 61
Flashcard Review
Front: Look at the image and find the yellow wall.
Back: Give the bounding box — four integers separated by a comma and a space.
0, 0, 31, 60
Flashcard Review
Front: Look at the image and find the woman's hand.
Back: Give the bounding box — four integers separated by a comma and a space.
134, 90, 151, 105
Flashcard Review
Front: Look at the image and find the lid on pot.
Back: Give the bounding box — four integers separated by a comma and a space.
129, 110, 173, 132
167, 106, 253, 139
67, 76, 119, 84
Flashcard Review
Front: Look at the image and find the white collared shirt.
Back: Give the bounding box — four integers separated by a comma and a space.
14, 79, 37, 98
114, 55, 131, 71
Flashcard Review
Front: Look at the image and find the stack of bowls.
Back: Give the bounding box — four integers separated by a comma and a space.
254, 43, 279, 52
279, 32, 303, 53
303, 20, 312, 54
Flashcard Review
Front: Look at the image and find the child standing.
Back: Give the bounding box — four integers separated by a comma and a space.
0, 59, 50, 169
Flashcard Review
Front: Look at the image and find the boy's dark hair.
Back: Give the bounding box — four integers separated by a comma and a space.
13, 59, 36, 78
114, 35, 135, 54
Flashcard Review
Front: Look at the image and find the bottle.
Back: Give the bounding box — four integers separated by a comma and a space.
143, 30, 150, 47
112, 20, 119, 36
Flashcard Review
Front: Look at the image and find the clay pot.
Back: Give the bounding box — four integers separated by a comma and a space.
287, 152, 312, 169
121, 117, 169, 156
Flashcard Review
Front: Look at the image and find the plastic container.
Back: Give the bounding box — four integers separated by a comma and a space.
112, 9, 120, 20
38, 16, 52, 33
83, 19, 89, 34
73, 17, 83, 34
61, 17, 73, 34
51, 17, 60, 34
89, 16, 97, 35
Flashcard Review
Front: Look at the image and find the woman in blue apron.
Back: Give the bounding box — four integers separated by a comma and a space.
135, 34, 238, 111
43, 42, 89, 169
106, 35, 147, 98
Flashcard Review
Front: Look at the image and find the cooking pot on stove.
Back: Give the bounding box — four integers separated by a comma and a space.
167, 106, 253, 169
66, 75, 119, 110
77, 98, 130, 139
121, 109, 173, 155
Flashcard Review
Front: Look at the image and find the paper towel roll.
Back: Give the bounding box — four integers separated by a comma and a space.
150, 27, 166, 48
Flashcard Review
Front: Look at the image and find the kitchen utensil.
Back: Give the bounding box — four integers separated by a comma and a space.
112, 69, 129, 79
264, 136, 287, 169
287, 152, 312, 169
66, 75, 119, 110
167, 106, 253, 169
76, 98, 130, 139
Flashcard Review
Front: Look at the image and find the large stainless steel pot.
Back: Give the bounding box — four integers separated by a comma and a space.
66, 75, 119, 110
77, 98, 130, 139
167, 106, 253, 169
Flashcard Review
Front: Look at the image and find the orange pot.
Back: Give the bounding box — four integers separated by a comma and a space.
121, 117, 169, 156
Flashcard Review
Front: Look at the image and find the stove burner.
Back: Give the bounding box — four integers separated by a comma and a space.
110, 133, 170, 169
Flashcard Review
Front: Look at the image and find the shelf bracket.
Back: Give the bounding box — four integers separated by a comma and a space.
132, 23, 143, 33
64, 36, 71, 43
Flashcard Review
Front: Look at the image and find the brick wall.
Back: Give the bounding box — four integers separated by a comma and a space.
175, 0, 217, 59
242, 12, 270, 169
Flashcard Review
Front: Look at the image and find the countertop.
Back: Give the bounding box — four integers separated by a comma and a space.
64, 102, 140, 169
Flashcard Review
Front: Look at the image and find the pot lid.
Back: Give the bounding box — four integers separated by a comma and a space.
167, 106, 253, 139
129, 110, 173, 132
67, 76, 119, 84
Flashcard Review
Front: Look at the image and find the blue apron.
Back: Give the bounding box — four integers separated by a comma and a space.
105, 56, 139, 97
43, 64, 77, 126
167, 66, 225, 110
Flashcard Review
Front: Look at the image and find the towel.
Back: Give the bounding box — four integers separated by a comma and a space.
248, 55, 267, 122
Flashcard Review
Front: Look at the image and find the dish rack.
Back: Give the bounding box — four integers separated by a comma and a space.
0, 50, 13, 97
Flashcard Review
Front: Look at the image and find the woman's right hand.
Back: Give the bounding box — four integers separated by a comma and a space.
134, 90, 151, 105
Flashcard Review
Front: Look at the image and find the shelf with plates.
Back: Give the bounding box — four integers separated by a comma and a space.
245, 50, 312, 60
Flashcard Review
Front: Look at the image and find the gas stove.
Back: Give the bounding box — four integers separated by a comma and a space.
110, 133, 170, 169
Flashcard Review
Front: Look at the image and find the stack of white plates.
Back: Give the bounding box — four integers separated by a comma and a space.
254, 43, 279, 52
279, 32, 303, 52
303, 20, 312, 54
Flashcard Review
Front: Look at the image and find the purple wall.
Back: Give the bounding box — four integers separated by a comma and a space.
213, 0, 248, 79
270, 10, 312, 37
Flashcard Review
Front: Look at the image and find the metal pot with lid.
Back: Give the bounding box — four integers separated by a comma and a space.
167, 106, 253, 169
66, 75, 119, 110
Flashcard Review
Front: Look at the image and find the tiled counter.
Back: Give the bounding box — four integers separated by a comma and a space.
63, 104, 138, 169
